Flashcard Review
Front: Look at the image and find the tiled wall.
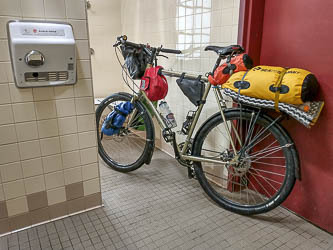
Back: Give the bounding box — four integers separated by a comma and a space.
121, 0, 240, 153
0, 0, 101, 234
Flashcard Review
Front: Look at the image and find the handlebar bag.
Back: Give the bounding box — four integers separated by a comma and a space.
208, 53, 253, 86
101, 102, 134, 136
223, 66, 318, 105
176, 73, 204, 106
121, 46, 148, 79
140, 66, 168, 101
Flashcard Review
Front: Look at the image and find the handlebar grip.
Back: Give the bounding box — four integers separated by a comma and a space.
124, 41, 142, 49
160, 48, 182, 54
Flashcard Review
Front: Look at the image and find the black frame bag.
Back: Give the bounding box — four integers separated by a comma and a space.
121, 45, 148, 79
176, 73, 205, 106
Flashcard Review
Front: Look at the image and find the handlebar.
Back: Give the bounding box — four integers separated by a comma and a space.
114, 35, 182, 55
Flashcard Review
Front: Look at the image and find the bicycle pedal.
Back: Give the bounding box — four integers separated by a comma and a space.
187, 166, 196, 179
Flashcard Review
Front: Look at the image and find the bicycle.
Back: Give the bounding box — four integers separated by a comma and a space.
96, 35, 299, 215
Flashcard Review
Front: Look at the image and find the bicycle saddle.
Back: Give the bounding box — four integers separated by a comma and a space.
204, 45, 244, 56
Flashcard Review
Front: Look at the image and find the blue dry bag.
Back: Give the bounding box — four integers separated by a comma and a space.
101, 101, 134, 136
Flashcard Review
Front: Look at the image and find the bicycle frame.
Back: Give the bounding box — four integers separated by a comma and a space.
128, 69, 242, 166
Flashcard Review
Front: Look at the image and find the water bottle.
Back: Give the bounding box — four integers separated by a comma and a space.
159, 101, 177, 128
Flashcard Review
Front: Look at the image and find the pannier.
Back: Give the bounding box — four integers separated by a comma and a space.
208, 53, 253, 86
101, 102, 134, 136
140, 66, 168, 101
176, 73, 205, 106
223, 65, 319, 106
121, 45, 148, 79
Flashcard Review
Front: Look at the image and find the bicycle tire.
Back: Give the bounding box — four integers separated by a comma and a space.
96, 93, 155, 172
192, 108, 297, 215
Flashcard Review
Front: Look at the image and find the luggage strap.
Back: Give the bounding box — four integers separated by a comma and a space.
273, 70, 287, 112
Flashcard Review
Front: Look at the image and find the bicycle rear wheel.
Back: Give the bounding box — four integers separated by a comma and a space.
192, 109, 297, 215
96, 93, 155, 172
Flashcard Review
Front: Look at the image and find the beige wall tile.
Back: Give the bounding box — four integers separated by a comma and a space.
64, 166, 82, 185
42, 154, 62, 173
78, 131, 96, 149
75, 97, 94, 115
12, 102, 36, 123
35, 101, 57, 120
9, 83, 33, 103
15, 121, 39, 142
0, 63, 8, 83
6, 197, 28, 217
0, 40, 10, 62
82, 163, 99, 181
33, 87, 55, 101
21, 158, 43, 178
77, 60, 92, 79
24, 175, 45, 195
55, 98, 76, 117
68, 19, 88, 39
47, 187, 66, 205
62, 150, 80, 169
18, 140, 41, 160
65, 0, 86, 19
0, 162, 23, 183
0, 184, 4, 201
3, 180, 25, 200
0, 124, 17, 145
77, 114, 96, 132
0, 0, 21, 16
40, 137, 61, 156
21, 0, 45, 18
44, 0, 66, 18
54, 85, 74, 99
80, 147, 97, 165
60, 134, 79, 152
83, 178, 100, 196
0, 84, 11, 104
74, 79, 93, 97
37, 119, 59, 138
76, 40, 90, 60
0, 104, 14, 125
0, 143, 20, 165
0, 17, 11, 39
57, 116, 77, 135
4, 63, 13, 82
45, 171, 64, 190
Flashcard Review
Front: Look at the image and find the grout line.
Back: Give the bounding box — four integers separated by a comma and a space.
0, 203, 104, 238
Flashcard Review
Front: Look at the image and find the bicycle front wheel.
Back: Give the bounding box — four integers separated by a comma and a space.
192, 109, 297, 215
96, 93, 155, 172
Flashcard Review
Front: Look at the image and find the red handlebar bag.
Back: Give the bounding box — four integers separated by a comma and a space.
140, 66, 168, 101
208, 53, 253, 86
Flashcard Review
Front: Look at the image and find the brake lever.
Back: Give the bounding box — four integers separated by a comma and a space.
157, 54, 169, 59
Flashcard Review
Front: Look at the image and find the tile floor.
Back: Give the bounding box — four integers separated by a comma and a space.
1, 149, 332, 250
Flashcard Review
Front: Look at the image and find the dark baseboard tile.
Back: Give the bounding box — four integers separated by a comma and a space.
27, 191, 48, 211
30, 207, 50, 225
9, 213, 31, 232
65, 182, 84, 200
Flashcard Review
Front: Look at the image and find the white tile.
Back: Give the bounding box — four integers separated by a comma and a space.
82, 163, 99, 181
0, 0, 21, 17
55, 98, 76, 117
76, 40, 90, 59
37, 119, 59, 138
0, 40, 10, 62
54, 85, 74, 99
33, 87, 55, 101
0, 143, 20, 165
77, 60, 92, 79
42, 154, 62, 173
0, 84, 11, 104
18, 140, 41, 160
0, 17, 11, 39
35, 100, 57, 120
62, 150, 80, 169
15, 121, 39, 142
0, 62, 8, 83
74, 79, 93, 97
3, 180, 25, 200
83, 178, 100, 196
12, 102, 36, 123
9, 83, 33, 103
57, 116, 77, 135
80, 147, 97, 165
75, 97, 94, 115
0, 185, 4, 201
68, 19, 88, 39
65, 0, 86, 19
78, 131, 96, 149
21, 0, 45, 18
64, 166, 82, 185
77, 114, 95, 132
40, 137, 61, 156
44, 0, 66, 18
0, 124, 17, 145
0, 104, 14, 125
47, 187, 66, 205
24, 175, 45, 194
45, 171, 64, 190
60, 134, 79, 152
6, 196, 28, 217
21, 158, 43, 178
0, 161, 23, 183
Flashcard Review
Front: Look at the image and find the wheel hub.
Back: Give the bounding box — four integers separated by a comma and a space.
221, 150, 251, 177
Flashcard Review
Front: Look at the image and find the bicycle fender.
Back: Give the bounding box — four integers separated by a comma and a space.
192, 108, 300, 180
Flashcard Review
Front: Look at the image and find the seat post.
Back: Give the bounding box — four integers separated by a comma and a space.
211, 55, 223, 75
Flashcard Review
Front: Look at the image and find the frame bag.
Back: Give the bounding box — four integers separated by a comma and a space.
176, 73, 205, 106
140, 66, 168, 101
